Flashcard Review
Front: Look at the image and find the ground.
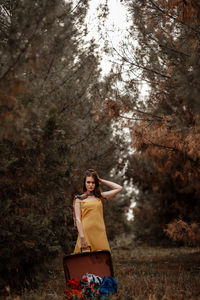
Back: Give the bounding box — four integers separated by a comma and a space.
4, 245, 200, 300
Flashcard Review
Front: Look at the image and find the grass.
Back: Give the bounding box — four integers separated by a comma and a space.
4, 245, 200, 300
112, 245, 200, 300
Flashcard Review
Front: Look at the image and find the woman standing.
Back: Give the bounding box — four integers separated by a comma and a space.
73, 169, 122, 253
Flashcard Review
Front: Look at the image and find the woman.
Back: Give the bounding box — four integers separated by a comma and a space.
73, 169, 122, 253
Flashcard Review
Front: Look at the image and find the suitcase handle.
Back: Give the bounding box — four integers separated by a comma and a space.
80, 245, 92, 252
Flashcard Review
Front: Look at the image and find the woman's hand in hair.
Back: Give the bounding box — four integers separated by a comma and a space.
98, 177, 103, 184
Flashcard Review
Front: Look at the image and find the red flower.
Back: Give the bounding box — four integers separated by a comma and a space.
82, 277, 88, 282
67, 279, 81, 290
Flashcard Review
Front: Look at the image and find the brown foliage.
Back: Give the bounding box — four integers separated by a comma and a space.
159, 0, 200, 23
118, 0, 200, 244
132, 114, 200, 191
165, 219, 200, 246
94, 98, 122, 121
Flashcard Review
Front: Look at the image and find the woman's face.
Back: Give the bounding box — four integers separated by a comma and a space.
85, 176, 95, 192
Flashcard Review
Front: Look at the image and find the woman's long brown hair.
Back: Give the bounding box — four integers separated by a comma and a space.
83, 169, 105, 202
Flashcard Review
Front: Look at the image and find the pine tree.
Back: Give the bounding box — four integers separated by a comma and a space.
0, 0, 126, 291
112, 0, 200, 245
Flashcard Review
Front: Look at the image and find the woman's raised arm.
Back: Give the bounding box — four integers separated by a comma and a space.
100, 178, 122, 199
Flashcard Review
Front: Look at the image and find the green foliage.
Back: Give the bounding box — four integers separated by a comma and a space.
104, 192, 131, 241
0, 0, 127, 292
0, 213, 59, 289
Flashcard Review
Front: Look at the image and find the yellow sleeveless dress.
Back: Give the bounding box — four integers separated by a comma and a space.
74, 198, 111, 253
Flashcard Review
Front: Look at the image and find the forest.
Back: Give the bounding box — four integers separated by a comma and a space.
0, 0, 200, 299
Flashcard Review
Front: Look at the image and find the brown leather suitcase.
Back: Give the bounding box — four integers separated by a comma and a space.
63, 250, 114, 283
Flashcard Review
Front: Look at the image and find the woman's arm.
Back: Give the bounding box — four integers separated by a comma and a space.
74, 201, 88, 248
100, 178, 122, 199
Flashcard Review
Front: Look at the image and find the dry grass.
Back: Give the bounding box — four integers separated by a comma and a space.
112, 246, 200, 300
4, 245, 200, 300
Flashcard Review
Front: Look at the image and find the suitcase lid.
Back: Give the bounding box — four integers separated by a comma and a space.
63, 250, 114, 282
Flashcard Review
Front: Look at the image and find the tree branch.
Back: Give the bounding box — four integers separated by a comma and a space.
112, 46, 171, 79
69, 123, 101, 147
148, 0, 198, 33
0, 15, 43, 82
41, 55, 56, 88
144, 138, 200, 165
